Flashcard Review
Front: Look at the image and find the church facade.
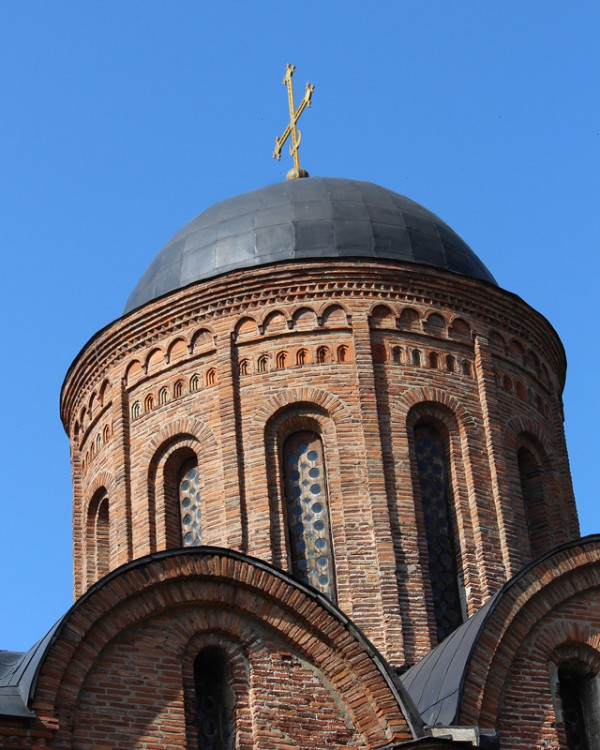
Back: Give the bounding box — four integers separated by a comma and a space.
0, 177, 598, 749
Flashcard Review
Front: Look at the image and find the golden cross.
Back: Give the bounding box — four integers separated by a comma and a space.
273, 63, 315, 180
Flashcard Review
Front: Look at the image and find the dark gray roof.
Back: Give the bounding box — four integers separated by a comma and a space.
125, 177, 497, 312
400, 595, 498, 726
0, 622, 61, 718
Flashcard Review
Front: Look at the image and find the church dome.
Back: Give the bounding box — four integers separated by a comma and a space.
125, 177, 496, 313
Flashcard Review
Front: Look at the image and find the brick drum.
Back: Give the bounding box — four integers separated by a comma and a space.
62, 258, 577, 669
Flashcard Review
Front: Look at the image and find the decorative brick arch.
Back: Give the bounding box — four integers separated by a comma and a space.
251, 387, 355, 438
262, 403, 345, 580
31, 549, 422, 749
85, 469, 117, 507
232, 314, 259, 339
319, 302, 351, 327
458, 537, 600, 732
504, 414, 567, 556
391, 389, 490, 618
190, 321, 217, 340
83, 470, 117, 589
392, 387, 475, 429
245, 389, 358, 580
181, 630, 253, 750
140, 418, 223, 553
504, 414, 557, 462
144, 417, 217, 463
290, 304, 318, 329
368, 301, 398, 319
144, 345, 165, 373
260, 307, 291, 331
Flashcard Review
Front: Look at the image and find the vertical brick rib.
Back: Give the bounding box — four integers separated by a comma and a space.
473, 335, 521, 581
71, 444, 84, 599
218, 330, 245, 550
113, 379, 133, 566
351, 313, 403, 663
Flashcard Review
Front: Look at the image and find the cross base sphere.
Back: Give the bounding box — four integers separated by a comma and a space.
286, 167, 310, 180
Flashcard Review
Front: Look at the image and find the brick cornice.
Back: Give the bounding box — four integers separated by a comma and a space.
60, 260, 566, 431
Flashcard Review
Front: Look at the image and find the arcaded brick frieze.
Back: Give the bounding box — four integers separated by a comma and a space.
61, 259, 576, 665
60, 260, 566, 429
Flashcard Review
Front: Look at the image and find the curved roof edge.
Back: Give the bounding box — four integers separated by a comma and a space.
0, 546, 423, 736
0, 625, 60, 717
400, 534, 600, 726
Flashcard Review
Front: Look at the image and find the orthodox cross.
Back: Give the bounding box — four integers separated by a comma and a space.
273, 63, 315, 179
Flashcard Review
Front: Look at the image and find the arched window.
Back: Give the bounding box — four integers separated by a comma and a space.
445, 354, 455, 372
95, 495, 110, 577
336, 345, 348, 363
179, 458, 201, 547
316, 346, 330, 364
517, 445, 547, 558
194, 647, 234, 750
558, 660, 598, 750
412, 349, 422, 367
282, 431, 336, 601
86, 490, 110, 585
414, 423, 462, 642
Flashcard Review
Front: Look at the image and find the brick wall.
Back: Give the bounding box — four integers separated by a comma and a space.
30, 551, 418, 749
458, 538, 600, 748
61, 259, 578, 667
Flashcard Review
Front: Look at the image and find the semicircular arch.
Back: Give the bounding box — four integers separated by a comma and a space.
459, 537, 600, 727
31, 549, 422, 749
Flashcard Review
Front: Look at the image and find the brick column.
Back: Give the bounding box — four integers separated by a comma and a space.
216, 329, 245, 551
351, 312, 404, 664
473, 334, 523, 580
71, 444, 85, 599
112, 379, 133, 566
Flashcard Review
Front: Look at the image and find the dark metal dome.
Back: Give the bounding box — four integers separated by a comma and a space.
125, 177, 496, 312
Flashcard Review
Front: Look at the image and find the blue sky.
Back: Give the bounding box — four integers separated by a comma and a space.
1, 2, 598, 651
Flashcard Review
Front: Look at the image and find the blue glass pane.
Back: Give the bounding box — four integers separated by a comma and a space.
180, 460, 201, 547
283, 431, 336, 602
415, 425, 461, 642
